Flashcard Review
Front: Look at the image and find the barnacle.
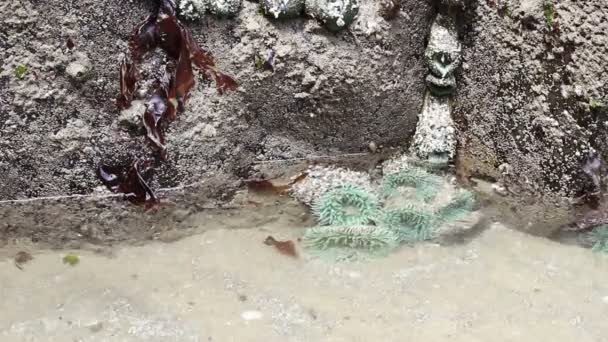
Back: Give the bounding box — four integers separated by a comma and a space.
207, 0, 242, 18
304, 0, 359, 32
380, 166, 442, 203
381, 205, 434, 242
177, 0, 207, 20
312, 184, 381, 226
590, 225, 608, 254
302, 225, 399, 256
261, 0, 305, 19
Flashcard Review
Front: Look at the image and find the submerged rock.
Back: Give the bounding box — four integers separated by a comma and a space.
305, 0, 359, 32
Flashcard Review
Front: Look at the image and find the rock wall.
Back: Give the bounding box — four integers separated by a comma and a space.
0, 0, 434, 200
1, 0, 606, 202
454, 0, 608, 199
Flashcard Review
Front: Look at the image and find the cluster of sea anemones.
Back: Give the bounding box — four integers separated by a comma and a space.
299, 162, 477, 261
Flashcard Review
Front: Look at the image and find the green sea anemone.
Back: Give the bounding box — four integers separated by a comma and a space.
590, 225, 608, 254
381, 205, 434, 242
312, 184, 380, 226
435, 190, 475, 224
303, 225, 399, 256
380, 166, 442, 203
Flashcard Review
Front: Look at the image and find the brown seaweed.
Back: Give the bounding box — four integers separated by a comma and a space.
246, 179, 291, 194
264, 236, 298, 257
245, 172, 308, 195
103, 0, 238, 204
118, 0, 237, 154
117, 59, 139, 109
98, 160, 158, 206
143, 93, 169, 159
130, 15, 160, 62
66, 37, 75, 50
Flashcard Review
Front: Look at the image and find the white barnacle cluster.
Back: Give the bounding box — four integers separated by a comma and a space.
305, 0, 359, 32
290, 165, 373, 206
259, 0, 358, 31
177, 0, 207, 20
411, 14, 463, 161
262, 0, 305, 19
412, 95, 456, 159
177, 0, 241, 19
208, 0, 242, 17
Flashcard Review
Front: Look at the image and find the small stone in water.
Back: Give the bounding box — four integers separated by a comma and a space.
241, 310, 263, 321
368, 141, 377, 153
348, 271, 362, 279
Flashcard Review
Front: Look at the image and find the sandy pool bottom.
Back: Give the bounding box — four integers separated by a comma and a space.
1, 221, 608, 341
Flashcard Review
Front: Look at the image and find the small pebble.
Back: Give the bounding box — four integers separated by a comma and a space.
241, 310, 263, 321
368, 141, 377, 153
348, 271, 362, 279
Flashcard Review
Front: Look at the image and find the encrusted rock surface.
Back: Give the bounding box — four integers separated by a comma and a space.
412, 95, 456, 159
262, 0, 305, 19
0, 0, 432, 200
291, 165, 374, 206
454, 0, 608, 198
304, 0, 359, 32
1, 0, 607, 204
424, 13, 462, 96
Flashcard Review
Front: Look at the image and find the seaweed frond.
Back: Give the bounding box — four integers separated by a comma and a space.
380, 166, 442, 202
543, 0, 555, 30
63, 253, 80, 266
312, 184, 381, 226
15, 64, 27, 79
381, 205, 434, 242
435, 190, 475, 224
303, 225, 400, 256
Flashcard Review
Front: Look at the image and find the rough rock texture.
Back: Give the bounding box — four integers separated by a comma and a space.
0, 0, 433, 200
305, 0, 359, 32
454, 0, 608, 199
2, 0, 607, 205
290, 165, 373, 206
262, 0, 305, 19
412, 95, 456, 159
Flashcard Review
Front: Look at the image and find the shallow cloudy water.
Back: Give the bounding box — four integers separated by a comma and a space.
1, 206, 608, 341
